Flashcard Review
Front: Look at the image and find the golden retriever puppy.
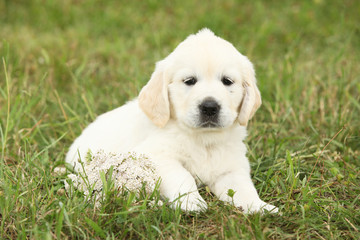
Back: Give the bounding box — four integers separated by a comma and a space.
66, 29, 278, 213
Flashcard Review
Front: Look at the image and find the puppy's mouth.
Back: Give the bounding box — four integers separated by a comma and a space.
199, 121, 221, 128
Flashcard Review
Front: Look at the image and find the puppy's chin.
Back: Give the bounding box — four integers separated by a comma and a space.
175, 111, 237, 132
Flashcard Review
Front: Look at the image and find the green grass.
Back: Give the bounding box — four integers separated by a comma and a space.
1, 0, 359, 239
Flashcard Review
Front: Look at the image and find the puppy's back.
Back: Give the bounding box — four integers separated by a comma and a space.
65, 100, 154, 170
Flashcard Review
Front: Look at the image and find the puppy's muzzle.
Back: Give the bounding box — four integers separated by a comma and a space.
198, 98, 220, 128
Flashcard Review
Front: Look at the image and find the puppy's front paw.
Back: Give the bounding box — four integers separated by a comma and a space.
171, 192, 208, 212
242, 201, 278, 214
261, 203, 278, 213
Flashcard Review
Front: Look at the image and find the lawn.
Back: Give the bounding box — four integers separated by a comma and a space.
1, 0, 359, 239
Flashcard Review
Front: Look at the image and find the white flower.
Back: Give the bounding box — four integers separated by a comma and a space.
65, 150, 160, 205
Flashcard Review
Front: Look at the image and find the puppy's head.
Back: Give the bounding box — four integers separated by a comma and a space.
139, 29, 261, 129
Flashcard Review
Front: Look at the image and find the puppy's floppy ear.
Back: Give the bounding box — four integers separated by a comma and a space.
138, 61, 170, 128
238, 62, 262, 126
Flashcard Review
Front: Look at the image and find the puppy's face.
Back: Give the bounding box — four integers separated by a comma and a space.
167, 35, 247, 129
139, 29, 261, 129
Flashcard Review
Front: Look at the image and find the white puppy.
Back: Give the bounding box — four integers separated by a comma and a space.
66, 29, 277, 213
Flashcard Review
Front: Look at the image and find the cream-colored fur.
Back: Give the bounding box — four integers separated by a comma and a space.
66, 29, 277, 213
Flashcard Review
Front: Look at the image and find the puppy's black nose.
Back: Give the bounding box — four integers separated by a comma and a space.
199, 99, 220, 117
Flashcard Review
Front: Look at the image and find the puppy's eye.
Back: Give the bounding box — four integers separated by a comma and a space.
183, 77, 197, 86
221, 76, 234, 86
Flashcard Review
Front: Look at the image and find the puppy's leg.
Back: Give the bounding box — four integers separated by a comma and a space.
157, 161, 207, 212
210, 171, 278, 213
